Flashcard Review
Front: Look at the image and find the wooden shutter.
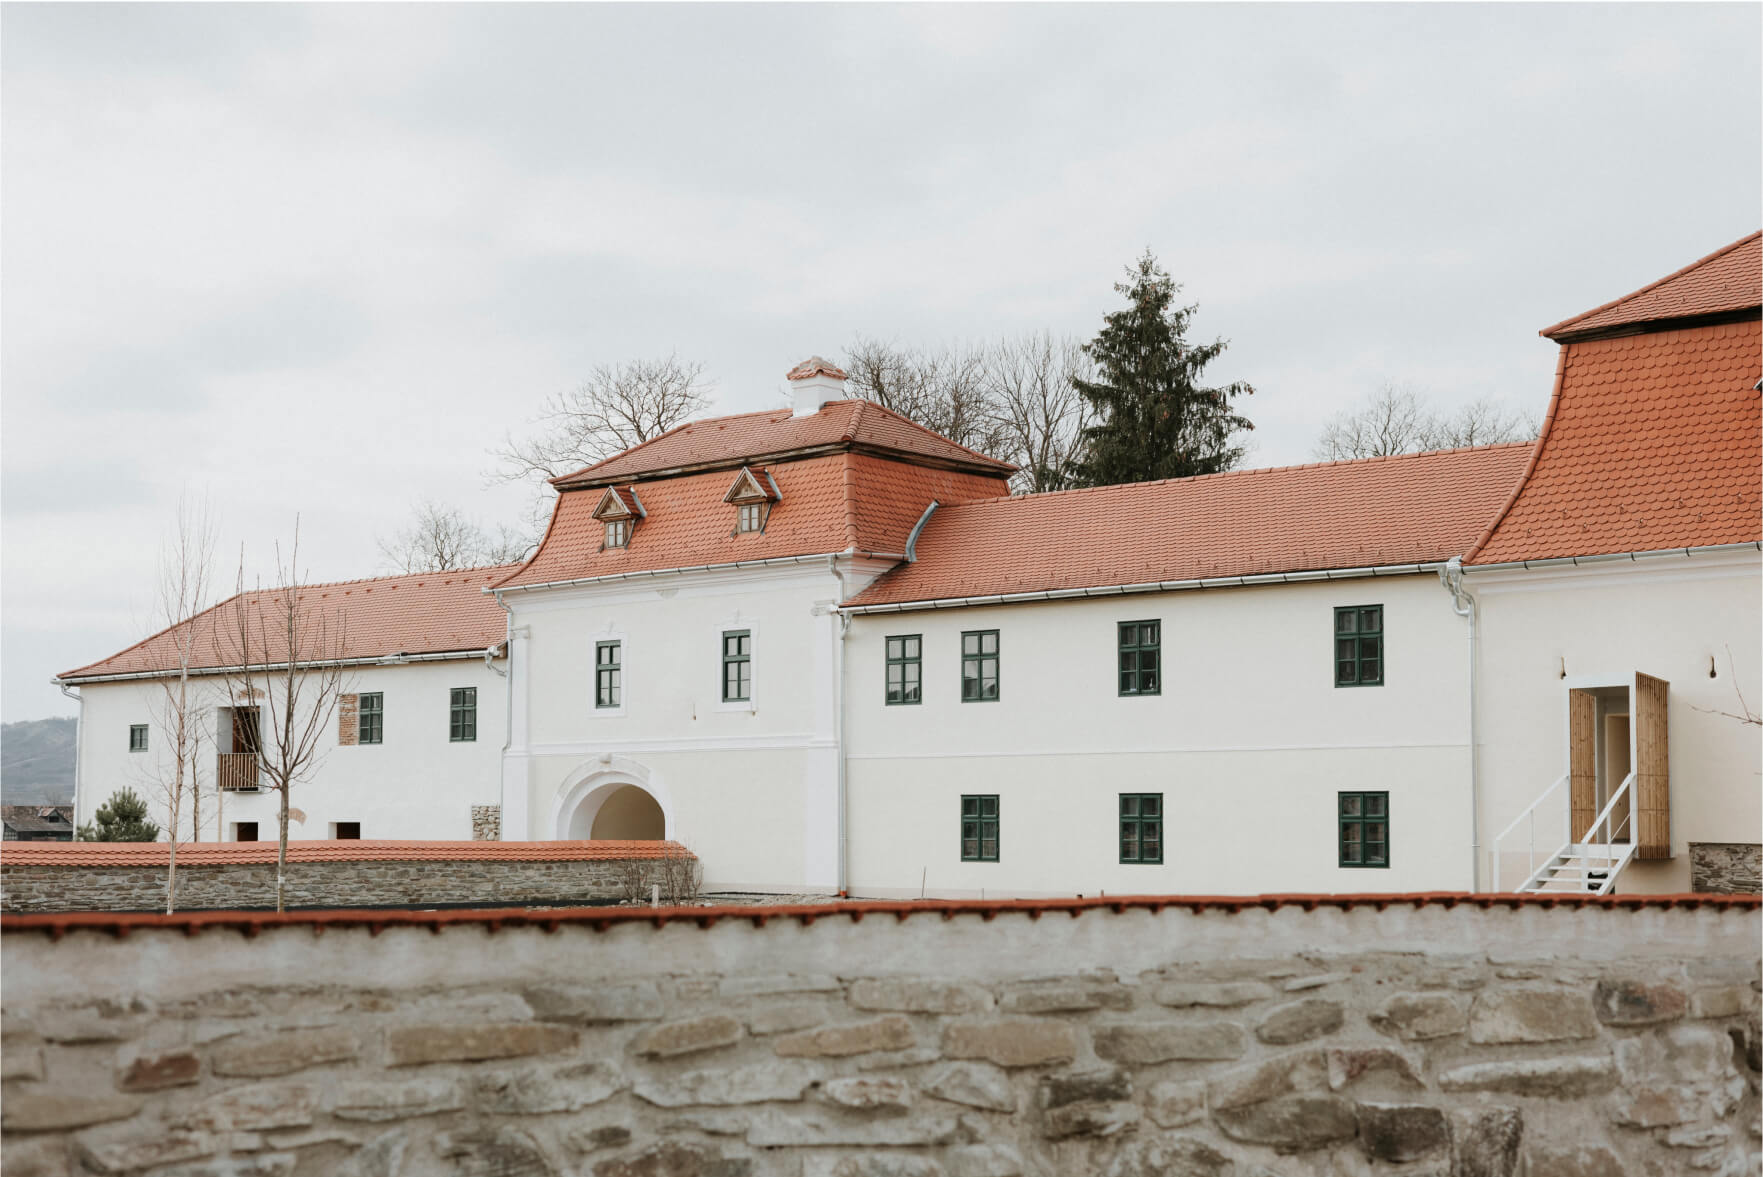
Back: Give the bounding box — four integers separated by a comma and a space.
1634, 673, 1670, 859
1568, 689, 1596, 842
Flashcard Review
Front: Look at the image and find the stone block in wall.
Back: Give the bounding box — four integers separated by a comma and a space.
818, 1075, 915, 1112
1468, 989, 1599, 1043
0, 1090, 143, 1133
848, 977, 995, 1015
210, 1028, 359, 1077
634, 1062, 818, 1108
1370, 992, 1468, 1041
1152, 981, 1272, 1008
1690, 842, 1762, 893
1255, 998, 1344, 1045
1092, 1020, 1245, 1064
1208, 1050, 1327, 1110
114, 1044, 200, 1091
1355, 1102, 1449, 1163
1591, 977, 1688, 1025
470, 805, 501, 841
1212, 1094, 1357, 1150
384, 1022, 577, 1067
925, 1061, 1016, 1112
633, 1015, 743, 1059
774, 1016, 914, 1058
1436, 1056, 1616, 1097
943, 1018, 1078, 1068
1104, 1137, 1233, 1177
331, 1077, 464, 1122
745, 1110, 961, 1147
183, 1082, 317, 1132
1449, 1107, 1522, 1177
524, 982, 663, 1024
471, 1061, 624, 1114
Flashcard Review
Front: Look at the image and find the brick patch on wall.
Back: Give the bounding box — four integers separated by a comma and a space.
1690, 841, 1762, 894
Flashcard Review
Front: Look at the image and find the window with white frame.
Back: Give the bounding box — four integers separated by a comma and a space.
605, 519, 631, 549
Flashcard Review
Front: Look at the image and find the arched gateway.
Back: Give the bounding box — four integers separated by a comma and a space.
551, 757, 673, 842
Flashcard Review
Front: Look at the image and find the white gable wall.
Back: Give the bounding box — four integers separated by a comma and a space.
843, 573, 1474, 897
1472, 549, 1762, 893
499, 557, 895, 892
70, 658, 506, 842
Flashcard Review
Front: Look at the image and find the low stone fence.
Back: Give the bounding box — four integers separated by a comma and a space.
0, 840, 694, 913
2, 893, 1758, 1176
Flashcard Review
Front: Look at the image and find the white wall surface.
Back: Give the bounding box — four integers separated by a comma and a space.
501, 559, 891, 891
72, 658, 506, 842
1473, 550, 1763, 893
843, 575, 1476, 897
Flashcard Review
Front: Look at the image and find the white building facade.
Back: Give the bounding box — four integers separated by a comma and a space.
58, 237, 1762, 897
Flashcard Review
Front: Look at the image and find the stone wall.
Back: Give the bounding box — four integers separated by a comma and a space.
1690, 842, 1762, 894
1, 898, 1757, 1177
1, 856, 662, 914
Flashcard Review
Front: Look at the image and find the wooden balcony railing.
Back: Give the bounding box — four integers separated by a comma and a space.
217, 753, 260, 791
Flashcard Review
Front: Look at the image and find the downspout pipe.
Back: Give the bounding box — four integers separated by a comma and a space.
828, 554, 850, 896
491, 591, 515, 841
1439, 557, 1480, 891
57, 681, 83, 833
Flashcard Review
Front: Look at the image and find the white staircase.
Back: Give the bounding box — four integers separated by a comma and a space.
1491, 771, 1637, 895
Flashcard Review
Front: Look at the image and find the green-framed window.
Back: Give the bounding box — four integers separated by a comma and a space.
358, 692, 384, 745
961, 630, 999, 702
885, 635, 922, 705
596, 641, 622, 708
1118, 620, 1161, 696
1119, 793, 1162, 864
1339, 791, 1389, 867
722, 630, 751, 702
449, 687, 477, 742
128, 724, 148, 752
961, 795, 999, 862
1335, 605, 1383, 686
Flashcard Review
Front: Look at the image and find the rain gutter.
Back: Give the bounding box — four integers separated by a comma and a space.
836, 561, 1448, 616
489, 551, 907, 596
1459, 541, 1761, 575
55, 649, 498, 687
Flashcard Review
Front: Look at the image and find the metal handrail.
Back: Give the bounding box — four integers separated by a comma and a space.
1578, 772, 1634, 894
1489, 772, 1569, 892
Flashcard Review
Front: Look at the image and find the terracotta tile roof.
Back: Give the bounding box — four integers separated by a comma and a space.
58, 566, 516, 682
0, 839, 690, 866
1542, 231, 1761, 341
4, 892, 1752, 940
496, 454, 1009, 590
846, 444, 1534, 608
551, 400, 1015, 488
1467, 321, 1761, 565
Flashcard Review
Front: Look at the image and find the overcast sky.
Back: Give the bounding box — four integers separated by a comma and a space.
3, 3, 1758, 722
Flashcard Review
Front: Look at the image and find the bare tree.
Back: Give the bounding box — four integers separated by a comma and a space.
1316, 384, 1539, 460
1419, 397, 1542, 451
376, 500, 532, 574
146, 494, 218, 912
223, 523, 350, 913
842, 337, 1011, 459
495, 355, 713, 483
987, 331, 1095, 493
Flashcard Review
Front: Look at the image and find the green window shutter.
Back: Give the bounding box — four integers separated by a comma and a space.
885, 635, 923, 705
1334, 606, 1384, 687
1118, 620, 1161, 696
128, 725, 148, 752
1119, 793, 1163, 863
722, 630, 751, 702
449, 687, 477, 742
596, 641, 622, 708
961, 794, 999, 862
1339, 791, 1389, 867
961, 630, 1000, 702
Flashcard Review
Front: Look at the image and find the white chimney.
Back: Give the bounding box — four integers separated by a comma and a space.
786, 356, 848, 417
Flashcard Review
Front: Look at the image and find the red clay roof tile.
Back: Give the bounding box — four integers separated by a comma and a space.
497, 454, 1008, 589
1542, 231, 1761, 341
551, 400, 1014, 488
1468, 320, 1761, 564
59, 567, 516, 681
848, 444, 1533, 607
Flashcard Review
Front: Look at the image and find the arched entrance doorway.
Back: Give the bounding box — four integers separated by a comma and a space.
580, 785, 664, 840
551, 758, 674, 842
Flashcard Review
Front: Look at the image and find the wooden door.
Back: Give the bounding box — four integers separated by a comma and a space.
1634, 673, 1670, 859
1569, 690, 1597, 841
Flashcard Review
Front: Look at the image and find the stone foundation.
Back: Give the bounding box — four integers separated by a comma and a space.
1690, 841, 1762, 894
1, 896, 1757, 1175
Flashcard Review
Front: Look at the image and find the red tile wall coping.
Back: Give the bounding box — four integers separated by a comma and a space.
0, 839, 692, 866
4, 891, 1751, 939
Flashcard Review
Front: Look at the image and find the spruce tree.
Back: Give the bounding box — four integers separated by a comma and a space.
1068, 250, 1254, 487
78, 788, 161, 842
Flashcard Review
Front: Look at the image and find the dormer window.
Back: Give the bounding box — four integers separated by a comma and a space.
591, 486, 644, 551
724, 466, 779, 535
